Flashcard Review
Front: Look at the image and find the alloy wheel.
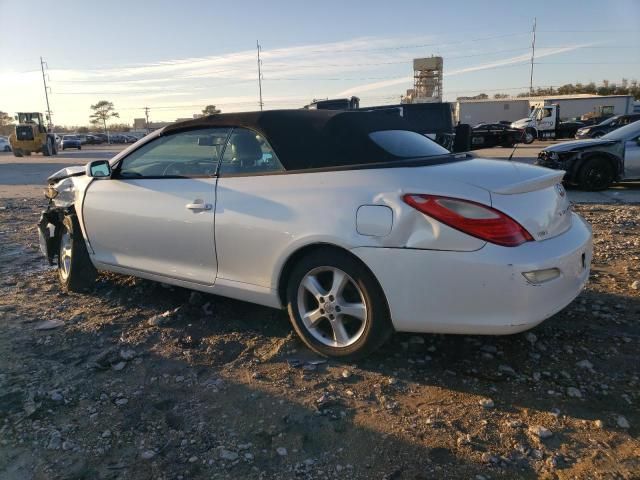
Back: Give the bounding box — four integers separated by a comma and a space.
59, 230, 72, 280
297, 266, 367, 348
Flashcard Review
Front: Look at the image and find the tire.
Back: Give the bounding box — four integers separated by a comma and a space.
3, 146, 10, 152
13, 149, 23, 157
78, 146, 82, 150
286, 249, 393, 359
58, 215, 97, 292
42, 139, 52, 157
578, 157, 613, 191
523, 128, 536, 144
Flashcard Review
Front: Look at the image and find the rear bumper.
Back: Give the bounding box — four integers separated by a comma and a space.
352, 212, 592, 335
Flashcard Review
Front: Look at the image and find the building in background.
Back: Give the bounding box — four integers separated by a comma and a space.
131, 114, 204, 134
403, 57, 443, 104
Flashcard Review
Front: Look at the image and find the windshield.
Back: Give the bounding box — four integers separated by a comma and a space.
63, 136, 77, 140
369, 130, 450, 158
596, 116, 618, 127
602, 120, 640, 141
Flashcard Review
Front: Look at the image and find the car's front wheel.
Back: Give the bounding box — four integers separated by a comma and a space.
286, 249, 393, 359
523, 128, 536, 144
578, 157, 613, 191
58, 215, 97, 292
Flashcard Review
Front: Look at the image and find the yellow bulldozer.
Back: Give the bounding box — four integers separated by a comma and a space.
8, 112, 58, 157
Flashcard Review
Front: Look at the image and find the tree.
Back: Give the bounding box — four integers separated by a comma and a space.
77, 126, 89, 134
0, 111, 14, 136
202, 105, 221, 116
89, 101, 119, 137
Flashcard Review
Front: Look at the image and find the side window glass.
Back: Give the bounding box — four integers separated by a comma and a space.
219, 128, 284, 176
118, 128, 230, 178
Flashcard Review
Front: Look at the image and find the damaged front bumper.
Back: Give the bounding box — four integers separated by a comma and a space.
38, 208, 63, 265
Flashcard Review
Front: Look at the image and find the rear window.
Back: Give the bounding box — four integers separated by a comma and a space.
369, 130, 450, 158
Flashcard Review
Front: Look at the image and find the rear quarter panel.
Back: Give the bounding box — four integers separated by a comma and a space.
214, 166, 490, 290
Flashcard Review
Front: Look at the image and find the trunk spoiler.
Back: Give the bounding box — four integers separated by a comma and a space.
490, 170, 565, 195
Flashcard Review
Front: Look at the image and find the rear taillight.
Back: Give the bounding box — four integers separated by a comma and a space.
403, 194, 533, 247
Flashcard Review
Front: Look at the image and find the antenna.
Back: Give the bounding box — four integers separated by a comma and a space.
529, 17, 537, 95
257, 40, 264, 111
40, 56, 53, 129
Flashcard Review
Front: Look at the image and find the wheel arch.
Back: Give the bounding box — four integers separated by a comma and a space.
276, 242, 389, 312
577, 151, 622, 180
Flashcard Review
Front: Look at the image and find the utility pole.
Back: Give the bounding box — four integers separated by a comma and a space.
257, 40, 264, 111
144, 106, 150, 132
40, 56, 53, 129
529, 17, 537, 95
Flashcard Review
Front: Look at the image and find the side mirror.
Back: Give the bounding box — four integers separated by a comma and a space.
86, 159, 111, 178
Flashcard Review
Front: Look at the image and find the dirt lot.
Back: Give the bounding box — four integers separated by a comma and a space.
1, 142, 640, 479
0, 195, 639, 480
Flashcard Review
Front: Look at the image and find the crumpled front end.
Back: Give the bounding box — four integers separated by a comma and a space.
38, 174, 86, 265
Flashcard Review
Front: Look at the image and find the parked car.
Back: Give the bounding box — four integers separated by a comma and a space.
536, 120, 640, 190
85, 135, 103, 145
109, 134, 128, 144
90, 133, 109, 143
61, 135, 82, 150
470, 123, 531, 149
0, 136, 11, 152
38, 110, 592, 358
575, 114, 640, 139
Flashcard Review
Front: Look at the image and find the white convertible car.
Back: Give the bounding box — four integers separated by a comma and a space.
38, 110, 592, 358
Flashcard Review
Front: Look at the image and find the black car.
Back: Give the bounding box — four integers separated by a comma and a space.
536, 120, 640, 191
85, 135, 103, 145
470, 123, 530, 149
575, 114, 640, 139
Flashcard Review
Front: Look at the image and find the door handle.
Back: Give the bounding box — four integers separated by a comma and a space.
186, 202, 212, 211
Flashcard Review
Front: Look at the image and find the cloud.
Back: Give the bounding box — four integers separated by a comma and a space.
336, 44, 590, 97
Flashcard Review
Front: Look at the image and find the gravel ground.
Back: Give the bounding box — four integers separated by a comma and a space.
0, 199, 639, 479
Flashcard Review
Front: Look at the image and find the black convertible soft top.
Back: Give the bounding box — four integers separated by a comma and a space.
163, 109, 428, 171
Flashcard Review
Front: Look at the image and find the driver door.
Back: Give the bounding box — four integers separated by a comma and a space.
82, 127, 230, 285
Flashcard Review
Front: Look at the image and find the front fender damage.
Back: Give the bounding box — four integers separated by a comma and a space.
38, 177, 81, 265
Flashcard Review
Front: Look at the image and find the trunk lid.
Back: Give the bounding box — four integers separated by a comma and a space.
429, 158, 572, 241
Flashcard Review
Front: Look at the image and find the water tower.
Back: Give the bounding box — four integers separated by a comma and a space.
411, 56, 443, 103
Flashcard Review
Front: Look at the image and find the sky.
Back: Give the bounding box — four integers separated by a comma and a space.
0, 0, 638, 126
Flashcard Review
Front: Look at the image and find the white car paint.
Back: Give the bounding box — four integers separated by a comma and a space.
46, 128, 592, 337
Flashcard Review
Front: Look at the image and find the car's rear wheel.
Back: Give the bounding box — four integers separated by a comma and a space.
286, 249, 393, 359
58, 215, 97, 292
578, 157, 613, 191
